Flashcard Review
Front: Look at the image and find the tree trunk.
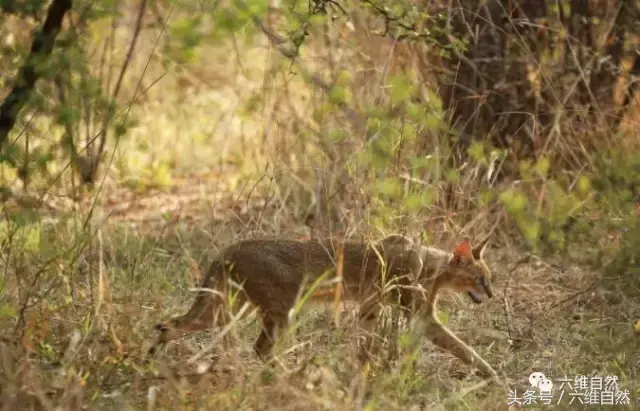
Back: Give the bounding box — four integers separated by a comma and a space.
0, 0, 73, 151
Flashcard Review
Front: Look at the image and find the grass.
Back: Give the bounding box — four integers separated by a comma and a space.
1, 4, 640, 410
0, 170, 638, 410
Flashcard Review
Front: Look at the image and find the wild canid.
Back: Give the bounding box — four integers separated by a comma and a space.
149, 234, 498, 379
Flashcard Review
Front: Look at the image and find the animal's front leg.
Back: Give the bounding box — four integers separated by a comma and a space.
424, 317, 498, 380
356, 294, 382, 365
254, 312, 287, 362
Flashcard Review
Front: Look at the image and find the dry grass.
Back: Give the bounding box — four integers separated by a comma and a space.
1, 3, 640, 410
0, 171, 638, 410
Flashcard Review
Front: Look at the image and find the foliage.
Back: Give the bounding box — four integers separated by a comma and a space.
0, 0, 639, 409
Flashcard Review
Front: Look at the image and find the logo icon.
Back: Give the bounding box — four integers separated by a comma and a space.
529, 372, 546, 388
529, 372, 553, 393
538, 377, 553, 392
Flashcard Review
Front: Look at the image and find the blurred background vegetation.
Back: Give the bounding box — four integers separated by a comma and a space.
0, 0, 639, 409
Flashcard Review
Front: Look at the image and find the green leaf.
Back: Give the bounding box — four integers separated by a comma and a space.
423, 113, 443, 130
468, 140, 486, 164
327, 130, 346, 143
336, 70, 353, 86
534, 156, 550, 178
404, 193, 422, 212
406, 102, 426, 122
479, 189, 494, 206
401, 123, 417, 142
577, 175, 591, 194
376, 178, 403, 199
500, 188, 528, 214
521, 219, 541, 245
0, 304, 16, 319
389, 74, 414, 105
328, 86, 351, 105
437, 310, 449, 324
445, 168, 459, 183
404, 189, 435, 212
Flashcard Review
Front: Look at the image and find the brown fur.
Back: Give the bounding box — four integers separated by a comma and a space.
149, 234, 498, 379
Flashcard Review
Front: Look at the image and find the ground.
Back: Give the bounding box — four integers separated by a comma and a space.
2, 165, 637, 411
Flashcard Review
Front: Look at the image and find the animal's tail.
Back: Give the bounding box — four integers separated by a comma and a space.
147, 259, 225, 357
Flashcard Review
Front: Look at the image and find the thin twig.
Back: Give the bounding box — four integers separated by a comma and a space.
549, 280, 598, 310
502, 254, 532, 342
93, 0, 149, 178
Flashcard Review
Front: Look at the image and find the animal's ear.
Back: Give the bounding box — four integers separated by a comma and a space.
472, 236, 490, 260
450, 240, 473, 265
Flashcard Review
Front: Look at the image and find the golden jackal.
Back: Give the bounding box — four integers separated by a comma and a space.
149, 234, 498, 379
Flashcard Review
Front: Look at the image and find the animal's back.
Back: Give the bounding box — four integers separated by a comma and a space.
211, 237, 424, 311
219, 238, 378, 290
225, 239, 337, 312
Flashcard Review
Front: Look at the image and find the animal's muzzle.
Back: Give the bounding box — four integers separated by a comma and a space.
482, 277, 493, 298
154, 323, 169, 332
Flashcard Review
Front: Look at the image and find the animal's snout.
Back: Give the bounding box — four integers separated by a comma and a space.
154, 323, 168, 332
481, 277, 493, 298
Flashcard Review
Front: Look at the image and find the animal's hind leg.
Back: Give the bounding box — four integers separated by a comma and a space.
356, 295, 382, 366
385, 281, 416, 364
254, 312, 287, 362
388, 286, 422, 371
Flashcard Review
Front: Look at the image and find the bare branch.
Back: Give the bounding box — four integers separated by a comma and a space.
91, 0, 148, 182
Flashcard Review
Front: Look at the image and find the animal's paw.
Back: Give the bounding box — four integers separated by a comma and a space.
450, 368, 471, 380
146, 344, 159, 358
450, 368, 495, 380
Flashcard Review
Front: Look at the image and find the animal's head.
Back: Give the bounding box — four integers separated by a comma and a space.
147, 321, 183, 357
440, 238, 493, 304
148, 315, 209, 357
